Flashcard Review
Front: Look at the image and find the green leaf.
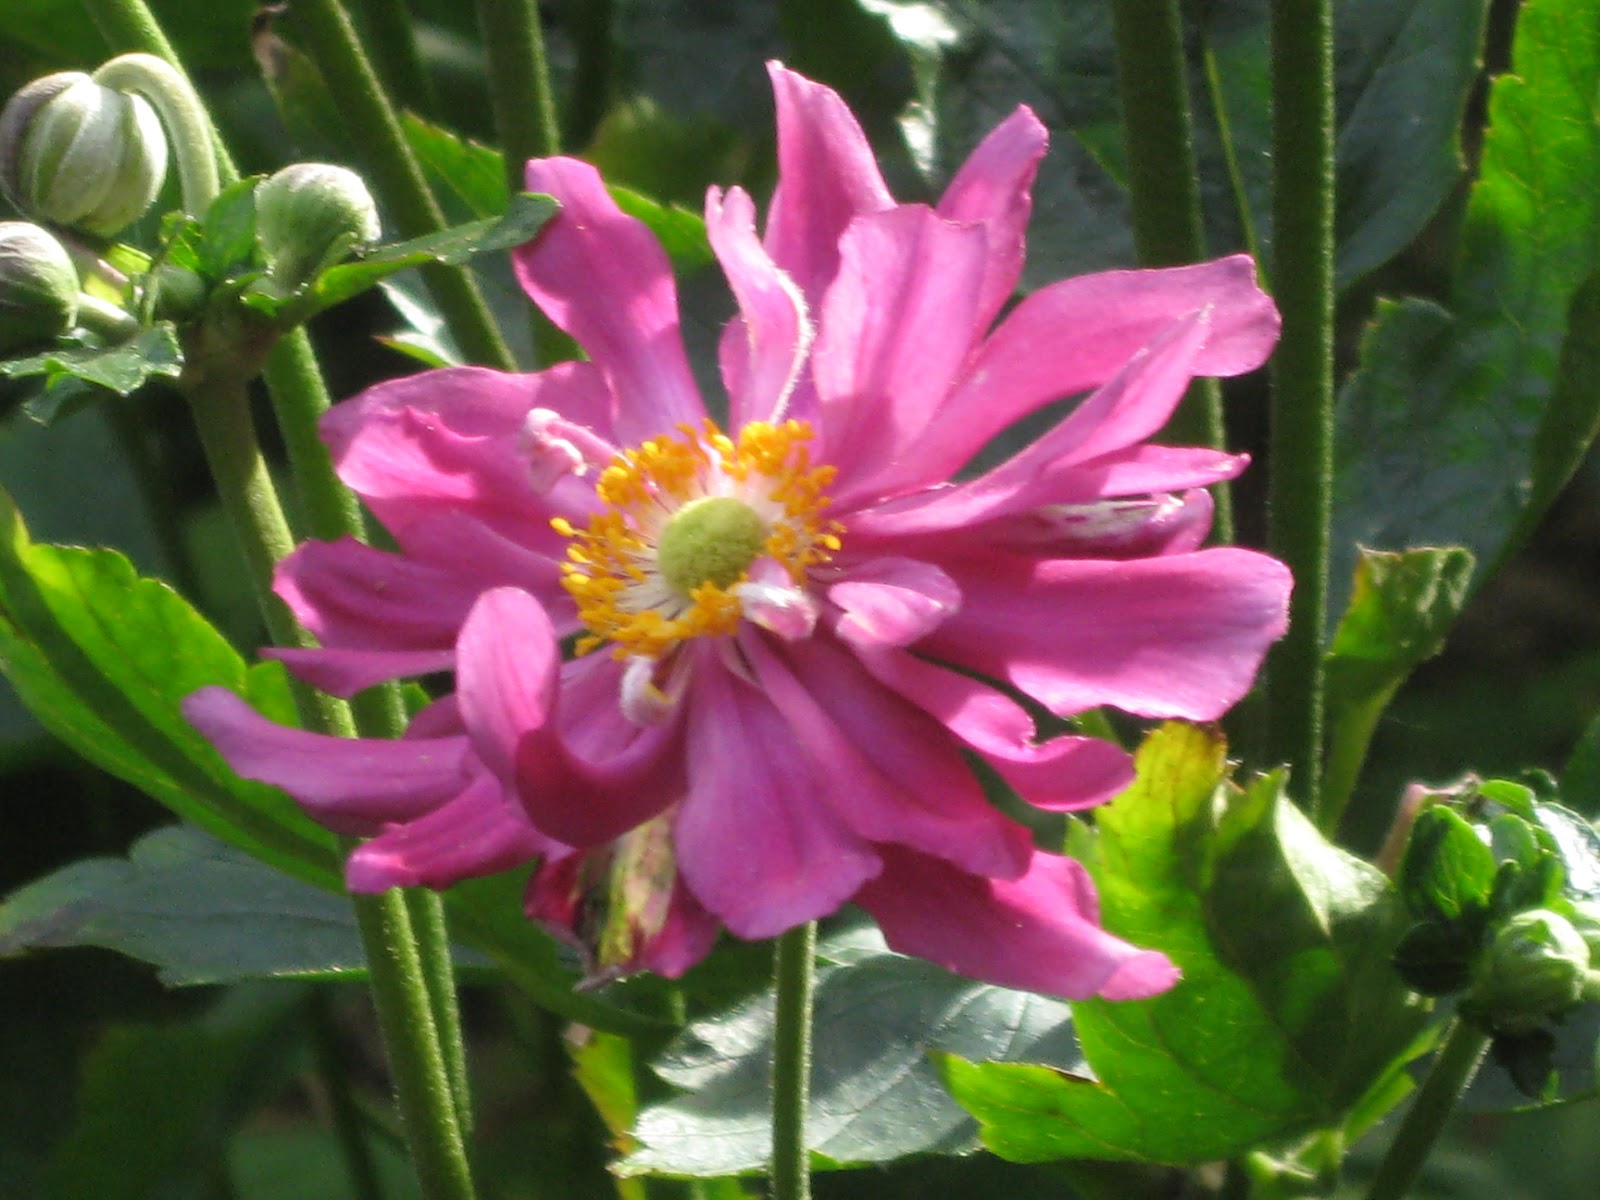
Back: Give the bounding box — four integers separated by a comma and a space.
403, 113, 511, 219
1321, 546, 1475, 826
1332, 0, 1490, 285
1398, 806, 1500, 925
199, 178, 263, 281
620, 924, 1083, 1176
1334, 0, 1600, 596
0, 487, 340, 886
0, 825, 491, 985
0, 326, 184, 416
287, 192, 559, 317
944, 723, 1428, 1166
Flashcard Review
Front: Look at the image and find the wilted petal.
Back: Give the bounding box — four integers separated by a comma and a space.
856, 845, 1180, 999
516, 157, 702, 439
183, 687, 469, 834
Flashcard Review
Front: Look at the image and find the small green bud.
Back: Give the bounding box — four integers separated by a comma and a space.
148, 262, 206, 321
1464, 909, 1593, 1035
0, 72, 168, 237
254, 163, 380, 293
0, 220, 80, 353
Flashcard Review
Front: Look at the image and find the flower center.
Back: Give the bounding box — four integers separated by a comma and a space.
553, 419, 841, 658
656, 496, 767, 593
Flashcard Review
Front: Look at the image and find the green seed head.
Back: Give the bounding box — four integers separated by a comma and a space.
656, 496, 767, 594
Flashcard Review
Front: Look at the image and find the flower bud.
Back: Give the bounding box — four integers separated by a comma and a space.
254, 163, 380, 293
0, 72, 168, 237
1464, 909, 1596, 1035
0, 220, 80, 353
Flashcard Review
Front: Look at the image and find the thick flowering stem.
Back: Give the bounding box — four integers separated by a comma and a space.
90, 52, 219, 214
1264, 0, 1335, 813
770, 921, 817, 1200
1363, 1020, 1489, 1200
1108, 0, 1232, 540
282, 0, 517, 371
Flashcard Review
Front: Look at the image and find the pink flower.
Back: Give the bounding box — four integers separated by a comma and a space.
186, 64, 1289, 1000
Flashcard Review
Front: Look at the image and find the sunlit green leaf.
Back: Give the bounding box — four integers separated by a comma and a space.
945, 724, 1427, 1165
0, 326, 183, 418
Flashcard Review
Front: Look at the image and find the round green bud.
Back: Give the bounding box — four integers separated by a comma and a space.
0, 220, 80, 354
1465, 909, 1593, 1035
254, 163, 380, 293
0, 72, 168, 237
657, 496, 768, 594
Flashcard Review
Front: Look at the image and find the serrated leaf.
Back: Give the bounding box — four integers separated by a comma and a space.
0, 325, 183, 411
1398, 806, 1499, 924
295, 192, 559, 317
403, 113, 512, 219
944, 723, 1427, 1166
0, 487, 339, 885
620, 924, 1083, 1177
1333, 0, 1600, 600
1323, 547, 1475, 824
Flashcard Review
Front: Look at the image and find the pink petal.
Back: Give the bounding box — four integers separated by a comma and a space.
936, 105, 1048, 332
812, 206, 990, 501
928, 255, 1279, 474
855, 846, 1180, 999
183, 687, 470, 835
921, 547, 1293, 720
971, 490, 1216, 560
743, 631, 1033, 878
456, 587, 559, 781
516, 157, 703, 439
828, 557, 962, 648
344, 770, 550, 892
676, 657, 880, 939
848, 643, 1134, 812
764, 63, 894, 305
274, 537, 490, 651
706, 185, 813, 428
845, 308, 1215, 536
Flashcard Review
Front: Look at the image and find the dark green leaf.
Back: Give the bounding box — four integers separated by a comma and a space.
620, 924, 1082, 1176
1334, 0, 1600, 596
945, 723, 1427, 1166
0, 826, 407, 985
1399, 806, 1499, 924
610, 185, 715, 273
0, 326, 183, 412
1333, 0, 1489, 285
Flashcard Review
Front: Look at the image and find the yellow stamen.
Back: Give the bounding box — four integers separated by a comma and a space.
552, 419, 842, 658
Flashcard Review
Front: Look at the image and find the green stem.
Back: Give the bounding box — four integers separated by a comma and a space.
472, 0, 574, 365
406, 886, 472, 1132
1264, 0, 1335, 812
1200, 31, 1265, 279
1108, 0, 1231, 541
311, 990, 386, 1200
354, 0, 439, 118
91, 52, 221, 214
770, 921, 817, 1200
74, 292, 140, 340
258, 333, 367, 542
285, 0, 517, 370
1363, 1020, 1489, 1200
